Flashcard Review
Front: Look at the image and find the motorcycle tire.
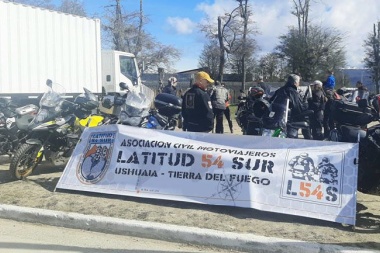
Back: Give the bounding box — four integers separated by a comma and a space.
9, 143, 43, 180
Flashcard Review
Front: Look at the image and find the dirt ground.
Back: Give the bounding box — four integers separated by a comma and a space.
0, 120, 379, 251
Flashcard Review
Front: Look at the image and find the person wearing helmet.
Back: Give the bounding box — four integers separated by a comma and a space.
162, 76, 178, 96
308, 80, 326, 140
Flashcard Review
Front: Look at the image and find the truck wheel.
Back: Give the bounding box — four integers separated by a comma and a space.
9, 143, 42, 180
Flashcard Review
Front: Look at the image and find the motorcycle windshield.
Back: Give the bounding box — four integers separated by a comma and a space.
28, 108, 60, 130
123, 91, 152, 117
39, 82, 66, 108
29, 81, 66, 130
83, 87, 97, 102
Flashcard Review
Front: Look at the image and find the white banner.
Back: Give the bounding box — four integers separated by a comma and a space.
56, 124, 358, 225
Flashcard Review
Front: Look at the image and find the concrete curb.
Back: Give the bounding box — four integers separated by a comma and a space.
0, 204, 377, 253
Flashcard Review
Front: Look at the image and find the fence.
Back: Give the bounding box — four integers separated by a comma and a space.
143, 81, 284, 105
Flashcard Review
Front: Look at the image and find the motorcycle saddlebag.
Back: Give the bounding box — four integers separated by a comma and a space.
154, 93, 182, 117
330, 100, 373, 126
246, 114, 264, 135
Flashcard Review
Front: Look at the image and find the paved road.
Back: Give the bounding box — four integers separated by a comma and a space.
0, 218, 241, 253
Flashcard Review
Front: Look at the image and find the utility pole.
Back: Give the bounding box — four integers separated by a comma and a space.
238, 0, 248, 91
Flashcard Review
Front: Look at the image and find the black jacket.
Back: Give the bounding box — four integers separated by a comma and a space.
258, 81, 270, 95
182, 85, 214, 132
162, 84, 177, 96
270, 82, 308, 118
308, 90, 325, 112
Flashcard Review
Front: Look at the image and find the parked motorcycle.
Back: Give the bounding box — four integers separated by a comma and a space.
261, 98, 313, 138
235, 87, 270, 135
324, 92, 380, 192
0, 98, 38, 156
358, 123, 380, 192
99, 82, 181, 130
328, 92, 377, 143
9, 81, 102, 180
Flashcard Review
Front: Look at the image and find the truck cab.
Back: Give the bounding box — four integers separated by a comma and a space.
101, 50, 142, 94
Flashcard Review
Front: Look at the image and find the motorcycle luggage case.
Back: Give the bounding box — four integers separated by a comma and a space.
154, 93, 182, 117
330, 100, 373, 126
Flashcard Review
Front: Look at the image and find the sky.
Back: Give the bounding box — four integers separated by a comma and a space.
80, 0, 380, 72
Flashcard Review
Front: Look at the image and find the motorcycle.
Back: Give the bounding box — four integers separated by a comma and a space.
358, 122, 380, 192
235, 87, 270, 135
261, 98, 313, 138
0, 98, 38, 156
324, 91, 380, 192
9, 81, 102, 180
99, 82, 182, 130
328, 91, 377, 143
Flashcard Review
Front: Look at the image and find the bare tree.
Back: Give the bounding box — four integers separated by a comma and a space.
102, 0, 180, 73
292, 0, 310, 37
363, 22, 380, 94
200, 1, 257, 83
57, 0, 86, 16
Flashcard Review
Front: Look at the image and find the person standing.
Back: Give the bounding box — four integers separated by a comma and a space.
308, 80, 326, 140
355, 81, 369, 102
182, 71, 214, 133
162, 77, 178, 96
323, 70, 335, 91
222, 83, 234, 133
257, 76, 270, 96
323, 70, 335, 138
209, 81, 229, 134
269, 74, 309, 138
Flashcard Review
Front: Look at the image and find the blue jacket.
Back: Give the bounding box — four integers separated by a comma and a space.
324, 75, 335, 90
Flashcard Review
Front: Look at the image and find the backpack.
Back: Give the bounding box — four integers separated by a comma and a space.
210, 86, 228, 110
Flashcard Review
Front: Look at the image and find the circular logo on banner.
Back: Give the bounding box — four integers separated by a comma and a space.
76, 132, 116, 184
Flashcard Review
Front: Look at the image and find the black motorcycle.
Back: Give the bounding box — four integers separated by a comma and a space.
236, 87, 270, 135
326, 92, 380, 192
358, 123, 380, 193
328, 92, 377, 143
9, 83, 100, 180
0, 97, 38, 156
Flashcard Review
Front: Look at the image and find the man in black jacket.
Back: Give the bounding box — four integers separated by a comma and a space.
162, 77, 178, 96
269, 74, 309, 138
182, 71, 214, 132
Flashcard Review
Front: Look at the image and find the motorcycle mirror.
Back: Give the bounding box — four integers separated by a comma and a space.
119, 82, 129, 91
46, 79, 53, 87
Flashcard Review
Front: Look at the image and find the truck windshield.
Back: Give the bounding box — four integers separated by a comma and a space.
119, 55, 138, 86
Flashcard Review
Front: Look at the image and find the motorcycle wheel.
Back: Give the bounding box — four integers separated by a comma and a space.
9, 143, 43, 180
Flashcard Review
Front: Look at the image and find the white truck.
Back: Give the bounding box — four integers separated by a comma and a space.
0, 0, 144, 102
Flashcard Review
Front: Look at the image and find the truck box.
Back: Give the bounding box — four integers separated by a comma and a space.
0, 0, 102, 96
0, 1, 148, 103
